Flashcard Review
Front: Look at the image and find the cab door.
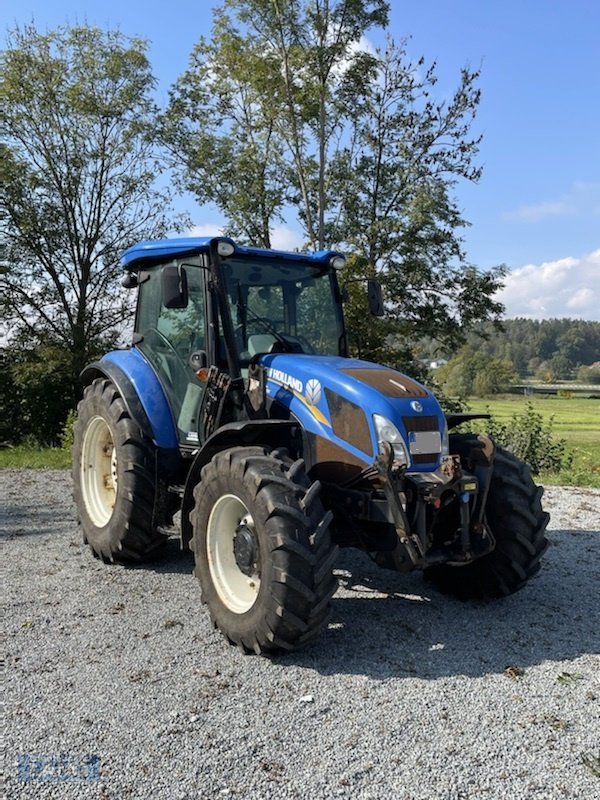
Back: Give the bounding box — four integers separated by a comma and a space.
134, 263, 208, 445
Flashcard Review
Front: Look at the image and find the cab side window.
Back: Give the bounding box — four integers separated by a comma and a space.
135, 265, 207, 444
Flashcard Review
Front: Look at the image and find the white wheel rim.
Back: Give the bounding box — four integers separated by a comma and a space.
206, 494, 260, 614
80, 415, 117, 527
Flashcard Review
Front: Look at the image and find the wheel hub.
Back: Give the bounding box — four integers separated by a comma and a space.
206, 496, 261, 614
234, 517, 258, 576
80, 415, 117, 527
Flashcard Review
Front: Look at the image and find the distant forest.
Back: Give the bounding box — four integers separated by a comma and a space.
418, 319, 600, 394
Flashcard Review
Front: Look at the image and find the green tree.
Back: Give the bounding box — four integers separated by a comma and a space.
1, 24, 177, 440
164, 0, 389, 249
162, 8, 292, 247
0, 341, 75, 446
458, 318, 600, 379
547, 352, 572, 381
436, 353, 471, 396
166, 1, 505, 365
335, 38, 505, 356
472, 357, 515, 396
437, 351, 515, 397
577, 363, 600, 384
340, 254, 407, 365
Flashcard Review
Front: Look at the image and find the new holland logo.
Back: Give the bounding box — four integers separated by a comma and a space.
266, 367, 303, 394
305, 379, 322, 406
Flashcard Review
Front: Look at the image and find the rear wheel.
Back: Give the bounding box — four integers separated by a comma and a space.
424, 447, 550, 599
72, 377, 166, 562
190, 446, 338, 654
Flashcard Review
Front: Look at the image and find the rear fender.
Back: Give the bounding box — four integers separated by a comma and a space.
80, 349, 178, 450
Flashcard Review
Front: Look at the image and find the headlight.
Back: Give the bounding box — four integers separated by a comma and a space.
373, 414, 410, 466
441, 418, 449, 457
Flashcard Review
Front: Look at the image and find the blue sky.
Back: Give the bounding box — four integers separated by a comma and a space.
3, 0, 599, 319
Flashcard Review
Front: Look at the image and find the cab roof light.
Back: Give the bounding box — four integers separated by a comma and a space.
217, 240, 235, 258
330, 255, 346, 270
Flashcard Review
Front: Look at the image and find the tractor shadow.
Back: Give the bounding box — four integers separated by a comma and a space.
0, 502, 71, 539
137, 536, 195, 575
131, 511, 195, 575
281, 526, 600, 680
143, 524, 600, 679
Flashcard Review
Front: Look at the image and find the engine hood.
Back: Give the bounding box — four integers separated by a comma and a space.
259, 353, 446, 471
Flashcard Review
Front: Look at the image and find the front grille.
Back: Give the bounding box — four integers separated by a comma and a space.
411, 454, 437, 465
402, 415, 438, 432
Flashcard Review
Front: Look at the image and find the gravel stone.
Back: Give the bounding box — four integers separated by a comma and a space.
2, 470, 599, 799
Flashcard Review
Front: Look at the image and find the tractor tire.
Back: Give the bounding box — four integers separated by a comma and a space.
72, 377, 166, 563
424, 446, 550, 600
190, 446, 338, 654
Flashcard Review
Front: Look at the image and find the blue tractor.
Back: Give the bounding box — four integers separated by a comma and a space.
73, 236, 549, 653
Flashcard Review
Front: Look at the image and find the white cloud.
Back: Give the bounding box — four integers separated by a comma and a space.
188, 223, 225, 238
270, 225, 304, 251
503, 181, 600, 223
566, 287, 595, 311
496, 248, 600, 320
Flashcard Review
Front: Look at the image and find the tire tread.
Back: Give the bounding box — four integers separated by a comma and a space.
190, 446, 338, 654
425, 445, 549, 600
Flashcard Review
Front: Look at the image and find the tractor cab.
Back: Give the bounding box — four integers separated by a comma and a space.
121, 237, 349, 447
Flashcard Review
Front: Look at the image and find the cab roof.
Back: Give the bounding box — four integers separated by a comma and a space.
121, 236, 343, 270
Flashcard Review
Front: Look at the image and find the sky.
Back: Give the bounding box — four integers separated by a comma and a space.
2, 0, 599, 321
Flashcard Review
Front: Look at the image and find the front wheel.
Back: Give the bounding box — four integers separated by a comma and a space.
424, 447, 550, 599
190, 446, 338, 654
72, 377, 167, 563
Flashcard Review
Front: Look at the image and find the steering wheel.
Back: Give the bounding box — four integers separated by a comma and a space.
289, 334, 315, 354
246, 315, 284, 334
245, 317, 315, 354
144, 327, 190, 374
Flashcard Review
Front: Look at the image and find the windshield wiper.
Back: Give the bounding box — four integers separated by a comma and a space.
245, 307, 294, 353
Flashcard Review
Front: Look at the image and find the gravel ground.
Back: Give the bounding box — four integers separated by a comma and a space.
2, 470, 599, 800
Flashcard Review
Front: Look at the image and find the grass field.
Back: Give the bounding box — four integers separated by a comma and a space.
465, 394, 600, 488
0, 446, 70, 470
1, 394, 598, 487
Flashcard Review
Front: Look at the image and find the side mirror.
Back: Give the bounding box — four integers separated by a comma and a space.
189, 349, 208, 371
367, 279, 384, 316
162, 265, 188, 309
122, 271, 138, 289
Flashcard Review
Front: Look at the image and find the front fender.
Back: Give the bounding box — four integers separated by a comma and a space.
180, 420, 299, 548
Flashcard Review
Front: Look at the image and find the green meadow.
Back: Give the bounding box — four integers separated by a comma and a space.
1, 394, 598, 487
0, 446, 71, 470
466, 395, 600, 488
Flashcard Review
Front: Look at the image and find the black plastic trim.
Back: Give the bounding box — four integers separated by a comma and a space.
180, 420, 299, 547
446, 412, 491, 430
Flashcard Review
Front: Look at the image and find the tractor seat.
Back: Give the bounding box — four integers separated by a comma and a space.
247, 334, 277, 356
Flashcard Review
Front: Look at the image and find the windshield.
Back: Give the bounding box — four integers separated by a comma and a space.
221, 257, 344, 359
